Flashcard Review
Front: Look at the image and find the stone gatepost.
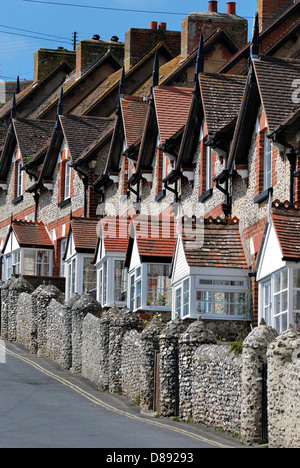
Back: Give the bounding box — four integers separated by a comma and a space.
241, 319, 278, 446
159, 319, 188, 417
71, 293, 102, 375
6, 277, 34, 342
31, 284, 65, 358
108, 308, 143, 395
179, 320, 217, 421
267, 326, 300, 448
17, 291, 36, 353
139, 317, 167, 411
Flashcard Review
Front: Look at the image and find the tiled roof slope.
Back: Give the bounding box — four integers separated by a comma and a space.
271, 201, 300, 260
182, 218, 248, 269
99, 215, 131, 252
9, 220, 53, 249
70, 217, 99, 253
120, 97, 148, 148
199, 73, 247, 137
13, 119, 55, 162
59, 115, 115, 162
153, 86, 194, 143
131, 215, 177, 258
253, 57, 300, 132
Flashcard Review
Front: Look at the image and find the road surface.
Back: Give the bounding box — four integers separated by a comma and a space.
0, 340, 245, 450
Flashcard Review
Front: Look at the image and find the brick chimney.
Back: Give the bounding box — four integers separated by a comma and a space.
257, 0, 294, 32
33, 47, 76, 81
76, 36, 124, 79
181, 1, 248, 60
124, 22, 181, 72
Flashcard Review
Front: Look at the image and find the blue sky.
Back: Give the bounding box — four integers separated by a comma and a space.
0, 0, 257, 82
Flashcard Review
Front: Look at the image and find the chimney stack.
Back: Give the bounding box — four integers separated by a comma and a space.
226, 2, 236, 15
124, 22, 181, 72
208, 1, 218, 12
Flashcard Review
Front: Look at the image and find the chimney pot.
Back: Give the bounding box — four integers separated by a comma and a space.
208, 1, 218, 12
158, 22, 167, 30
226, 2, 236, 15
149, 21, 158, 30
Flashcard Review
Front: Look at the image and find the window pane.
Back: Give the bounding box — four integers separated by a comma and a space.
183, 279, 190, 317
83, 257, 96, 294
115, 260, 127, 302
175, 288, 182, 317
293, 290, 300, 311
147, 264, 171, 307
274, 273, 281, 293
293, 269, 300, 289
136, 280, 141, 308
130, 275, 135, 310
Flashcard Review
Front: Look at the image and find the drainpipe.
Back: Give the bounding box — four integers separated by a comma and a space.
267, 127, 297, 204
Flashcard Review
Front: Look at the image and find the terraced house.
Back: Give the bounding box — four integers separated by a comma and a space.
0, 0, 299, 338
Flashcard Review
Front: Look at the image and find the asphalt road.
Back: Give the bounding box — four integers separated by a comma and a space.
0, 340, 245, 450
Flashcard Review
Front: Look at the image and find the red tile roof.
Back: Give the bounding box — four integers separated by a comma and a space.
120, 97, 148, 148
99, 215, 131, 252
271, 200, 300, 261
181, 217, 248, 269
5, 220, 53, 250
153, 86, 194, 143
129, 214, 177, 260
70, 217, 99, 253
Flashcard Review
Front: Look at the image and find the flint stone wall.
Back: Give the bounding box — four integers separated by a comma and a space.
46, 298, 72, 369
121, 329, 142, 402
192, 343, 243, 433
267, 326, 300, 449
81, 312, 110, 390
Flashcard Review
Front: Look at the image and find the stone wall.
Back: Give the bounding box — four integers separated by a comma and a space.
0, 277, 299, 448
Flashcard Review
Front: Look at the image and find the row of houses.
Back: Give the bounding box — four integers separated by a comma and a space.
0, 0, 299, 336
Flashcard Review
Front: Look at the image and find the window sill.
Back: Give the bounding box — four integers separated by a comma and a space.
12, 195, 23, 205
58, 198, 71, 208
254, 187, 273, 204
199, 188, 213, 203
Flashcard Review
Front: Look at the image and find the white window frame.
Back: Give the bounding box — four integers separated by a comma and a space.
64, 160, 71, 200
206, 146, 212, 191
195, 276, 249, 320
128, 262, 171, 312
60, 239, 67, 277
173, 278, 190, 319
97, 260, 108, 306
17, 161, 23, 198
259, 266, 300, 334
4, 249, 21, 280
264, 134, 272, 191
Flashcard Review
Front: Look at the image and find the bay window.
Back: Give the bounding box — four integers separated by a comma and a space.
196, 278, 248, 318
259, 267, 300, 334
172, 274, 249, 321
128, 263, 172, 312
3, 248, 53, 281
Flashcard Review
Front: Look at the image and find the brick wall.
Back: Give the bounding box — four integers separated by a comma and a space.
124, 25, 181, 72
257, 0, 294, 32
